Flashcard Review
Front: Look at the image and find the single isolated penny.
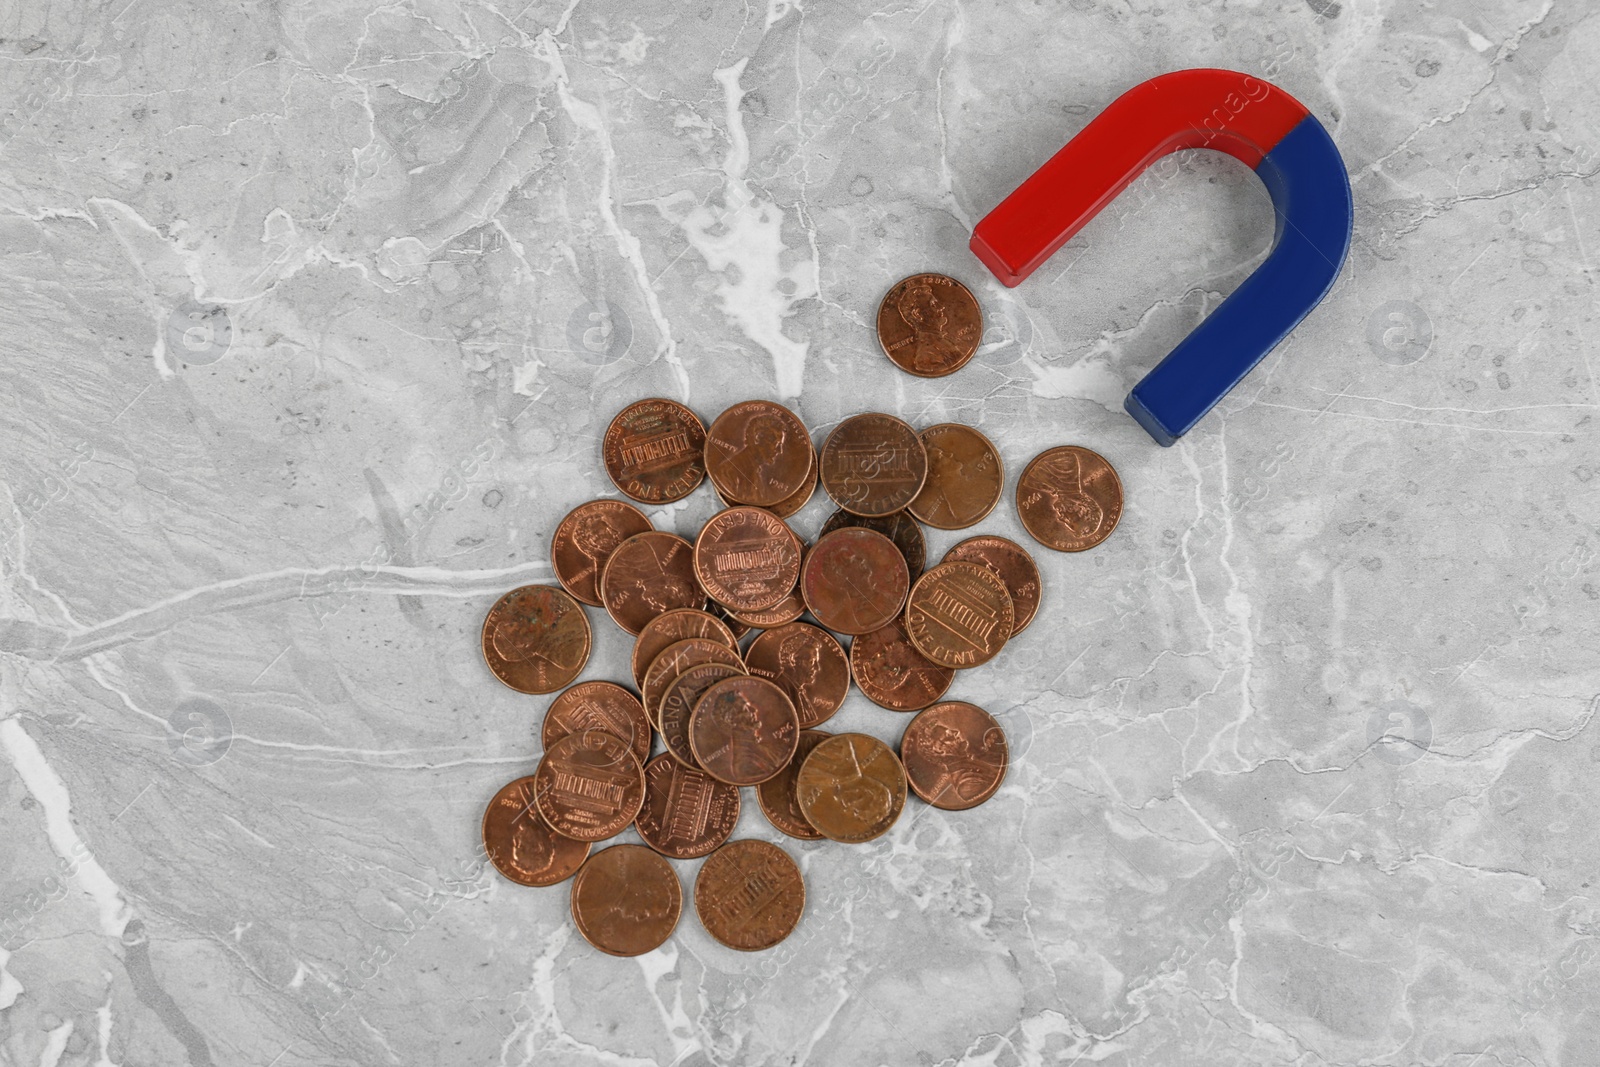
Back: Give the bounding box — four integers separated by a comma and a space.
795, 732, 907, 843
640, 638, 745, 727
631, 608, 737, 689
757, 729, 832, 840
694, 839, 805, 952
905, 561, 1014, 670
533, 730, 645, 842
600, 531, 705, 636
849, 617, 955, 712
542, 680, 651, 768
658, 661, 746, 769
481, 585, 592, 695
942, 535, 1042, 636
570, 844, 682, 957
689, 676, 800, 786
800, 528, 910, 636
818, 508, 926, 582
877, 273, 983, 378
634, 753, 741, 860
908, 424, 1003, 530
818, 412, 928, 517
482, 776, 590, 887
900, 702, 1009, 811
603, 398, 707, 504
744, 623, 850, 729
704, 400, 813, 507
693, 507, 803, 613
550, 499, 653, 607
1015, 445, 1123, 552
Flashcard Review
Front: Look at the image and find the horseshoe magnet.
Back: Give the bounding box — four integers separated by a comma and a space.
970, 69, 1353, 446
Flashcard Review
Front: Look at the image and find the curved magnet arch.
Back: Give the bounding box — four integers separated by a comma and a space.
969, 69, 1353, 446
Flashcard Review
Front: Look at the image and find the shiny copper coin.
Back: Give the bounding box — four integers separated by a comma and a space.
688, 676, 800, 786
744, 623, 850, 729
570, 844, 682, 957
631, 608, 738, 689
877, 273, 983, 378
658, 662, 745, 768
693, 507, 803, 613
818, 412, 928, 517
704, 400, 813, 507
818, 508, 926, 582
481, 585, 592, 695
900, 702, 1008, 810
533, 730, 645, 842
904, 561, 1014, 669
848, 617, 954, 711
599, 531, 705, 637
641, 638, 745, 728
550, 499, 653, 607
634, 753, 741, 859
482, 776, 590, 887
713, 441, 817, 519
542, 681, 651, 768
757, 729, 832, 840
1016, 445, 1123, 552
602, 398, 707, 504
800, 527, 909, 636
694, 839, 805, 952
794, 732, 907, 843
908, 424, 1003, 530
942, 535, 1042, 636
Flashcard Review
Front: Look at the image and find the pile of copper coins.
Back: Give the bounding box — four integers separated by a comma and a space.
479, 274, 1124, 957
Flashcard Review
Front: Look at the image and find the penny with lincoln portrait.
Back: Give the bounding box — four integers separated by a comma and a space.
693, 507, 803, 613
905, 561, 1014, 670
908, 423, 1003, 530
818, 412, 928, 518
602, 398, 707, 505
704, 400, 813, 507
570, 844, 682, 957
633, 754, 742, 860
550, 499, 653, 607
658, 662, 746, 769
1015, 446, 1123, 552
818, 508, 926, 582
541, 681, 651, 768
848, 617, 954, 712
800, 528, 909, 636
876, 273, 983, 378
757, 729, 832, 840
630, 608, 738, 689
600, 531, 706, 637
481, 585, 591, 695
688, 676, 800, 786
743, 622, 850, 729
533, 730, 645, 842
900, 702, 1008, 811
694, 839, 805, 952
482, 776, 590, 887
942, 535, 1041, 636
795, 732, 907, 843
640, 638, 746, 728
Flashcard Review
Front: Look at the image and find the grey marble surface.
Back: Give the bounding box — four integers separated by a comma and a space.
1, 1, 1597, 1064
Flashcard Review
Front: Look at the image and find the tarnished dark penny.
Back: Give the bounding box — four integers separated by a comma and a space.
533, 730, 645, 842
689, 676, 799, 786
482, 776, 590, 887
818, 508, 926, 582
848, 617, 954, 711
634, 754, 741, 859
481, 585, 592, 695
877, 273, 983, 378
693, 507, 803, 613
542, 681, 651, 768
744, 623, 850, 729
602, 398, 707, 504
570, 844, 682, 957
942, 535, 1041, 636
908, 424, 1003, 530
800, 528, 909, 636
641, 638, 745, 728
905, 561, 1014, 669
757, 729, 832, 840
599, 531, 705, 636
1016, 445, 1123, 552
900, 702, 1008, 811
659, 662, 745, 769
694, 839, 805, 952
550, 499, 653, 607
631, 608, 738, 689
704, 400, 813, 507
795, 732, 907, 843
818, 413, 928, 517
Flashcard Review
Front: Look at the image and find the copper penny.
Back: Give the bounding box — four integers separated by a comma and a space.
599, 531, 705, 636
704, 400, 813, 507
641, 638, 745, 727
542, 681, 651, 768
694, 839, 805, 952
942, 535, 1042, 636
800, 527, 909, 636
818, 508, 926, 582
550, 499, 653, 607
570, 844, 682, 957
714, 442, 817, 519
877, 273, 983, 378
848, 617, 955, 712
900, 702, 1009, 810
658, 661, 745, 769
744, 623, 850, 729
532, 730, 645, 842
631, 608, 738, 689
481, 585, 592, 695
908, 424, 1003, 530
689, 676, 799, 786
904, 561, 1014, 669
794, 732, 907, 843
482, 776, 590, 887
757, 729, 832, 840
602, 398, 707, 504
634, 753, 741, 860
818, 412, 928, 517
1015, 445, 1123, 552
693, 507, 803, 612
